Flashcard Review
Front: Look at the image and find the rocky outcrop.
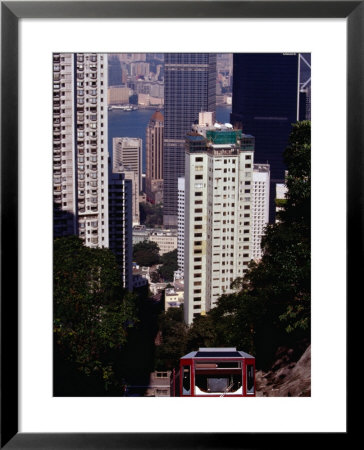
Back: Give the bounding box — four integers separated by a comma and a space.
256, 345, 311, 397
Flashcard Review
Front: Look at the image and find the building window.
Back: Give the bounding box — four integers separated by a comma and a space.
182, 366, 191, 395
156, 371, 169, 378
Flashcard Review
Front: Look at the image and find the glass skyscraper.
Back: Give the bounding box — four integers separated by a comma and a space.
231, 53, 308, 222
163, 53, 216, 227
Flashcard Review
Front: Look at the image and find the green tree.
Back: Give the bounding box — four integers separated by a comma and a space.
53, 236, 138, 391
185, 314, 217, 351
154, 307, 187, 370
133, 240, 160, 267
158, 248, 178, 282
150, 270, 161, 283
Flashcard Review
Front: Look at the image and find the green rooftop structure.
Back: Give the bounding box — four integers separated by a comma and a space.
205, 129, 242, 145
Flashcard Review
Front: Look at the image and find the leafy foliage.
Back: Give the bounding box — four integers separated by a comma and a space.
158, 248, 178, 282
154, 307, 188, 370
133, 240, 161, 267
53, 236, 139, 391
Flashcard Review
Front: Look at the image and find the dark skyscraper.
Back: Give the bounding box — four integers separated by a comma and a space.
108, 54, 123, 86
231, 53, 307, 222
163, 53, 216, 227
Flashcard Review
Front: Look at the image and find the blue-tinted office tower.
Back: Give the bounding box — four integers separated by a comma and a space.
231, 53, 308, 222
163, 53, 216, 227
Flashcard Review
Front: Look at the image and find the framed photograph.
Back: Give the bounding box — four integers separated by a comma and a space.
1, 1, 356, 448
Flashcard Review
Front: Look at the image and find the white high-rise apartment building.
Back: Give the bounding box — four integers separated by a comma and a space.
53, 53, 109, 248
177, 177, 185, 274
252, 164, 270, 261
184, 113, 255, 325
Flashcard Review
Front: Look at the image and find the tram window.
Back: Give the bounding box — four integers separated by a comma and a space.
247, 364, 255, 394
182, 366, 191, 395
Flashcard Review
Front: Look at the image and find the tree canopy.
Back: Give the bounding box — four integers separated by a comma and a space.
154, 307, 187, 371
158, 248, 178, 282
133, 240, 161, 267
53, 236, 138, 392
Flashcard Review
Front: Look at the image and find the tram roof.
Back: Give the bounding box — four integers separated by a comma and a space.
181, 347, 254, 360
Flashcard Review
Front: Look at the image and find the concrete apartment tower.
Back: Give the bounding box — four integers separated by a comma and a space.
53, 53, 109, 248
252, 164, 270, 261
145, 110, 164, 205
184, 113, 255, 325
113, 137, 143, 193
177, 177, 185, 276
163, 53, 216, 227
113, 137, 142, 225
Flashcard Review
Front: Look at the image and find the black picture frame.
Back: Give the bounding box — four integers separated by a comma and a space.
1, 1, 356, 448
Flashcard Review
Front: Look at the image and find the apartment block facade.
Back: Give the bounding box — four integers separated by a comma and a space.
53, 52, 109, 248
184, 114, 255, 325
112, 137, 143, 193
252, 164, 270, 261
177, 177, 185, 275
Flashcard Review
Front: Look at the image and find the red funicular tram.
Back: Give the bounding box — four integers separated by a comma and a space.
179, 347, 255, 397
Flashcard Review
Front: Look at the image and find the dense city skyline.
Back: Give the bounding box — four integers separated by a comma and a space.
53, 52, 311, 398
